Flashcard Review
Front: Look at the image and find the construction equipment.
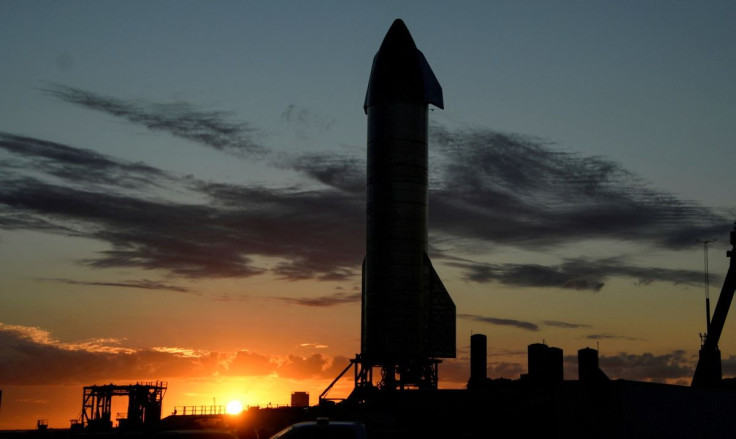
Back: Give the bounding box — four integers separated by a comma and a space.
692, 224, 736, 387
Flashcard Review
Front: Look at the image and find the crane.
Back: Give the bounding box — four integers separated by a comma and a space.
692, 223, 736, 388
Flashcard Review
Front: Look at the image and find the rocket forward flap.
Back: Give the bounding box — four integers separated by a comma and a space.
417, 52, 444, 109
425, 253, 456, 358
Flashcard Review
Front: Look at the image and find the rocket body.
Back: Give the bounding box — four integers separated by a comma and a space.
361, 20, 455, 372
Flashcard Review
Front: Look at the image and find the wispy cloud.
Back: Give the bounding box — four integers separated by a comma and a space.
39, 278, 194, 293
42, 84, 265, 156
586, 333, 646, 342
285, 152, 364, 194
459, 313, 539, 331
0, 132, 173, 190
0, 323, 135, 356
0, 138, 363, 279
543, 320, 590, 329
449, 257, 705, 291
277, 292, 361, 307
429, 124, 730, 250
459, 315, 591, 333
299, 343, 329, 349
281, 104, 336, 135
0, 85, 731, 292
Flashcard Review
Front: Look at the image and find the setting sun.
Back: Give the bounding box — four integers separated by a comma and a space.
226, 400, 244, 415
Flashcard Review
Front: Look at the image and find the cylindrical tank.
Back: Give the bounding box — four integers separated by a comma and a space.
528, 343, 549, 383
578, 347, 599, 382
547, 346, 564, 384
528, 343, 563, 385
470, 334, 488, 385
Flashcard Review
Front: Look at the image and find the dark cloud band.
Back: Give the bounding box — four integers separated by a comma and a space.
459, 313, 539, 331
449, 257, 706, 291
0, 86, 731, 292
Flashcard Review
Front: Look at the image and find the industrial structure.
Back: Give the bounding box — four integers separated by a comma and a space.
290, 392, 309, 408
78, 382, 167, 430
692, 224, 736, 387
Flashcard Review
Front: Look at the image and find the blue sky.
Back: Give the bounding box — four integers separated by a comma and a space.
4, 2, 735, 199
0, 0, 735, 429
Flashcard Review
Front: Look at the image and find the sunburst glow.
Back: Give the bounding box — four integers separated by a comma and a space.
226, 399, 244, 415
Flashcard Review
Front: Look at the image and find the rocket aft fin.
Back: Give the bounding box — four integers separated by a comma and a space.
424, 253, 456, 358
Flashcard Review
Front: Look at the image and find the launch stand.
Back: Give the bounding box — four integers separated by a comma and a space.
355, 356, 441, 392
370, 359, 441, 390
319, 355, 441, 405
80, 381, 167, 430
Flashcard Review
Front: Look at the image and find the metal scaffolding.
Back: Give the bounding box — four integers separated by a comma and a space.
81, 381, 167, 430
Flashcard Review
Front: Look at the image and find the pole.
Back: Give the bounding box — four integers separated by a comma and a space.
698, 238, 717, 333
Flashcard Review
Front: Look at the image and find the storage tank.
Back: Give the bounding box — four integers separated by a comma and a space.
528, 343, 563, 385
578, 347, 599, 382
470, 334, 487, 386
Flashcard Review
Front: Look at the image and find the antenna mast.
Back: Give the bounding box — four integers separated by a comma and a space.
697, 238, 717, 336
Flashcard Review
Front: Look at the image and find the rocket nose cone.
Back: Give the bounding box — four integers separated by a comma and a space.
379, 19, 418, 54
364, 19, 444, 111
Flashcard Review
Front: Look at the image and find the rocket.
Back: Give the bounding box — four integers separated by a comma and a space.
361, 19, 455, 389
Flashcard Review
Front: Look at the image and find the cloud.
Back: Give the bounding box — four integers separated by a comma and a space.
0, 132, 172, 190
42, 84, 265, 156
276, 354, 351, 380
429, 124, 731, 250
597, 350, 693, 382
35, 85, 733, 252
487, 361, 526, 379
441, 356, 525, 383
459, 313, 539, 331
449, 257, 705, 291
440, 349, 698, 383
39, 278, 194, 293
276, 292, 361, 307
0, 140, 364, 279
0, 323, 192, 385
285, 152, 364, 194
223, 351, 278, 377
459, 315, 589, 334
0, 323, 350, 385
586, 334, 645, 342
0, 177, 267, 278
299, 343, 329, 349
276, 354, 331, 380
0, 323, 703, 387
543, 320, 590, 329
281, 104, 335, 134
1, 88, 732, 290
720, 355, 736, 377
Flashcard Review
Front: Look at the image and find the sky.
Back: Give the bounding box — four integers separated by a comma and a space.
1, 0, 735, 430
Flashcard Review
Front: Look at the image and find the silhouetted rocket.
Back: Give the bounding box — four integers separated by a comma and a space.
361, 19, 455, 375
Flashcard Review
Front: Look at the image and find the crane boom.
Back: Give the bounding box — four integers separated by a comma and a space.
692, 224, 736, 387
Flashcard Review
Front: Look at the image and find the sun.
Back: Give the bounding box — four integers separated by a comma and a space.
225, 399, 244, 415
